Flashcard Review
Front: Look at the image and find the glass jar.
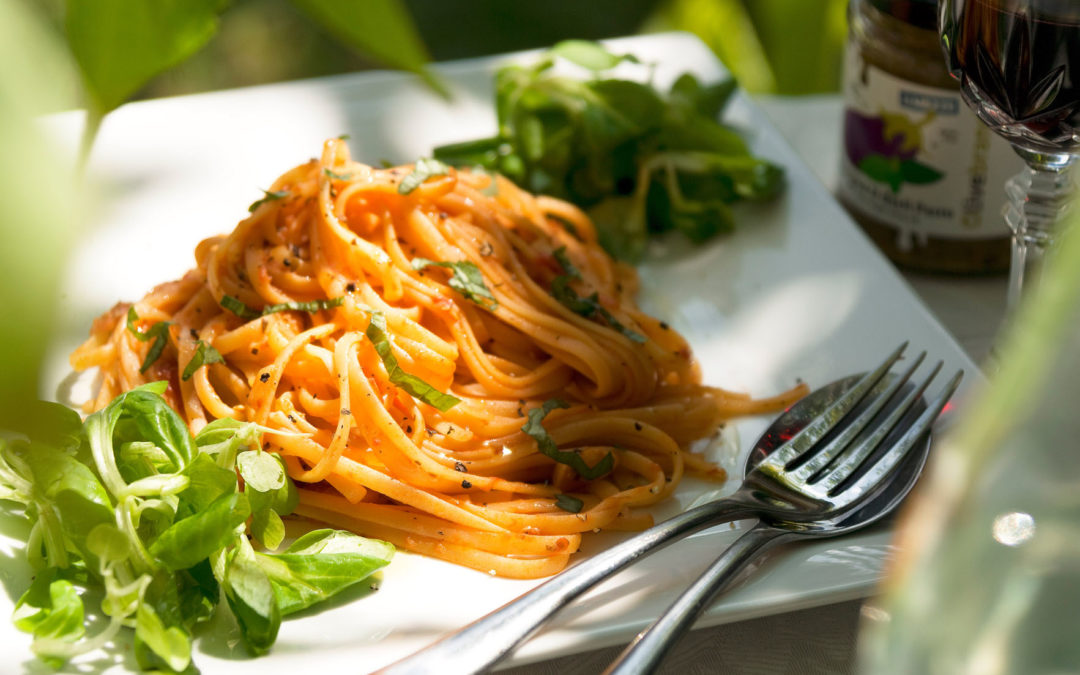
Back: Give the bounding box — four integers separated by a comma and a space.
837, 0, 1022, 274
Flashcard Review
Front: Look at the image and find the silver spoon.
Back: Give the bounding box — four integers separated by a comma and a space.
602, 373, 939, 674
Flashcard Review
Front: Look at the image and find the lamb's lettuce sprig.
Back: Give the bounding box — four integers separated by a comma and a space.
0, 384, 393, 672
433, 40, 784, 263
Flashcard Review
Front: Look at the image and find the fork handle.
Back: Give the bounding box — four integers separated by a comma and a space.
603, 522, 796, 675
375, 498, 760, 675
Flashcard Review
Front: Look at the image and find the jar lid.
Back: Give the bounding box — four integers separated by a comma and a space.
868, 0, 938, 30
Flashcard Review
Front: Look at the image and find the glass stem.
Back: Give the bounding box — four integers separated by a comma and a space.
1003, 147, 1076, 310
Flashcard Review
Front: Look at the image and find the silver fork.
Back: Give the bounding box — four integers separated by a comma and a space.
376, 343, 962, 675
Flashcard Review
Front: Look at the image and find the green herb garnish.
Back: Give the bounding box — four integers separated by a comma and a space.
181, 340, 224, 381
553, 246, 579, 278
433, 41, 784, 262
323, 168, 353, 181
221, 295, 344, 319
221, 294, 261, 319
554, 493, 584, 513
264, 298, 345, 314
126, 306, 171, 373
550, 277, 646, 343
521, 399, 613, 480
398, 157, 450, 195
0, 388, 393, 671
411, 258, 498, 311
247, 189, 290, 213
365, 312, 461, 411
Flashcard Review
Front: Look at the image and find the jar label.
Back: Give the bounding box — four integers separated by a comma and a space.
838, 43, 1023, 243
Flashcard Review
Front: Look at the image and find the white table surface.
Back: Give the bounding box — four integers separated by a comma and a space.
506, 94, 1008, 675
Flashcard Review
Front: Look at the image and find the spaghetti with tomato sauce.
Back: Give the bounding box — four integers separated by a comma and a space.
71, 139, 806, 578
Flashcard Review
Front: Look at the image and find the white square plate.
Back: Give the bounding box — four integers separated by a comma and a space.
1, 32, 977, 674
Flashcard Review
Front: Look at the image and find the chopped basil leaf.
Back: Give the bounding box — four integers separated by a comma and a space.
553, 247, 579, 278
522, 399, 613, 480
411, 258, 498, 311
323, 168, 352, 181
126, 306, 172, 373
181, 340, 224, 381
398, 157, 450, 195
472, 165, 500, 197
247, 189, 289, 213
263, 298, 344, 315
365, 312, 460, 411
378, 158, 395, 169
220, 295, 343, 319
550, 277, 647, 343
554, 494, 584, 513
337, 133, 351, 141
221, 295, 260, 319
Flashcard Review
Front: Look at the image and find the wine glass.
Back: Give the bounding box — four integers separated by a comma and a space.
939, 0, 1080, 308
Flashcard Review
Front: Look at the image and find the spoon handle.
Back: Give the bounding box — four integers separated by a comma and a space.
602, 522, 796, 675
375, 498, 760, 675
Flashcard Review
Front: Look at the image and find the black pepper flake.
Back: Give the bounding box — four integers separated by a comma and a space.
251, 347, 259, 355
259, 372, 270, 383
291, 245, 302, 257
454, 461, 467, 472
659, 321, 670, 330
438, 212, 448, 220
346, 282, 356, 293
516, 406, 524, 417
406, 425, 413, 433
340, 408, 351, 416
287, 414, 296, 423
634, 422, 643, 431
461, 480, 472, 489
263, 441, 270, 449
479, 242, 494, 257
189, 328, 198, 339
283, 258, 292, 267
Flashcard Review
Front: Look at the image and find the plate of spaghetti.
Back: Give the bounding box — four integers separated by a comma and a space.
6, 32, 977, 674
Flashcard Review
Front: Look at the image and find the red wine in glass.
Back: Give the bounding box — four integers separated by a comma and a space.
942, 0, 1080, 155
940, 0, 1080, 308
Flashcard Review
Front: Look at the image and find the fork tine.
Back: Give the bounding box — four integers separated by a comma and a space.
758, 342, 908, 473
815, 360, 943, 497
825, 368, 963, 502
790, 351, 927, 482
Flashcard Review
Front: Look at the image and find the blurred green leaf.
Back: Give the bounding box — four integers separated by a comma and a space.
0, 0, 77, 428
647, 0, 847, 95
290, 0, 447, 97
646, 0, 776, 92
65, 0, 228, 113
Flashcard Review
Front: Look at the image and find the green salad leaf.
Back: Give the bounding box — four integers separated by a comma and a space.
433, 41, 784, 262
0, 386, 394, 672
